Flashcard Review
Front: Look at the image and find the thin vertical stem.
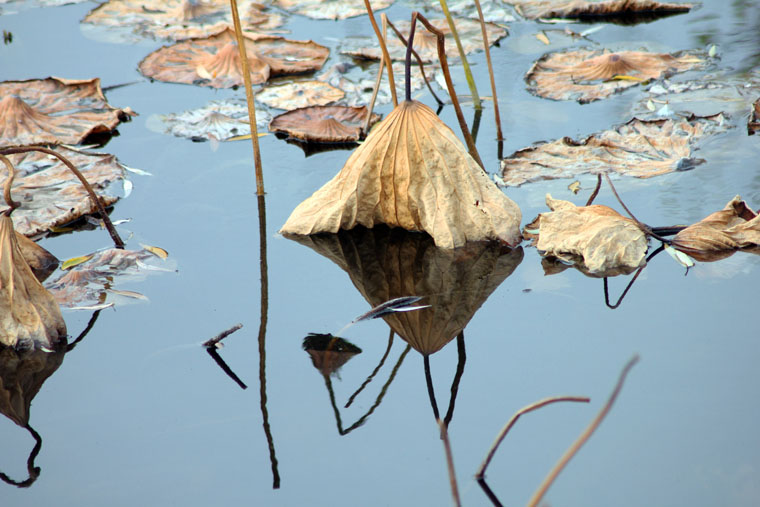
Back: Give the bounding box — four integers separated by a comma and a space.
364, 16, 389, 134
438, 0, 481, 109
386, 18, 444, 105
405, 13, 418, 102
363, 0, 397, 106
424, 354, 440, 420
438, 418, 462, 507
473, 0, 503, 139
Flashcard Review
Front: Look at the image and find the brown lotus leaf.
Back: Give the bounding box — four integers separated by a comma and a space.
15, 234, 59, 282
83, 0, 285, 41
281, 100, 522, 249
288, 226, 523, 355
342, 17, 506, 63
0, 345, 65, 426
673, 197, 760, 261
269, 106, 381, 144
272, 0, 393, 20
750, 98, 760, 135
138, 28, 329, 88
0, 77, 134, 146
0, 146, 127, 237
531, 194, 648, 275
499, 113, 729, 187
1, 215, 67, 349
256, 80, 345, 110
526, 49, 706, 103
303, 334, 362, 378
510, 0, 691, 20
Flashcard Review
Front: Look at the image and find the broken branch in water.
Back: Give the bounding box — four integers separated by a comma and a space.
206, 346, 247, 389
202, 323, 243, 348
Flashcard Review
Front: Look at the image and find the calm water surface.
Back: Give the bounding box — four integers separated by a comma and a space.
1, 1, 759, 506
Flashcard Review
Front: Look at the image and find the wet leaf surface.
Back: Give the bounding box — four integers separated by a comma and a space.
138, 27, 329, 88
499, 113, 729, 186
272, 0, 393, 20
526, 48, 707, 103
0, 77, 134, 146
281, 100, 522, 249
256, 80, 344, 110
510, 0, 692, 21
269, 105, 380, 144
152, 99, 271, 142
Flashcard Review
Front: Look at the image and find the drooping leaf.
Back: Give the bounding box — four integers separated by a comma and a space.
272, 0, 393, 20
269, 105, 381, 144
509, 0, 691, 21
525, 48, 706, 103
153, 98, 271, 142
499, 113, 729, 187
0, 77, 135, 146
256, 80, 344, 110
281, 100, 522, 249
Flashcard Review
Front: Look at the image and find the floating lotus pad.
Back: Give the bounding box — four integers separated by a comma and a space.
526, 49, 706, 103
634, 78, 759, 119
0, 77, 134, 146
499, 114, 729, 186
342, 17, 507, 63
138, 28, 329, 88
510, 0, 691, 20
157, 99, 271, 141
272, 0, 394, 20
421, 0, 517, 23
269, 105, 381, 144
256, 81, 345, 110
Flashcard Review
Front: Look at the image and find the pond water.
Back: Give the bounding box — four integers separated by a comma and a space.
1, 1, 760, 506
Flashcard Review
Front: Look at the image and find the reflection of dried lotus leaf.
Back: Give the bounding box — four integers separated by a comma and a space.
499, 113, 729, 186
83, 0, 285, 41
157, 99, 271, 141
1, 215, 67, 349
750, 98, 760, 135
281, 100, 522, 249
46, 248, 172, 308
0, 146, 128, 237
0, 345, 65, 426
256, 81, 344, 110
273, 0, 393, 20
420, 0, 516, 23
532, 195, 647, 276
289, 226, 523, 355
138, 28, 329, 88
269, 106, 381, 144
0, 77, 134, 146
342, 17, 506, 63
673, 197, 760, 261
303, 333, 362, 377
510, 0, 691, 20
526, 49, 706, 103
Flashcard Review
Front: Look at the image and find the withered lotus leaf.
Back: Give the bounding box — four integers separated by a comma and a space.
303, 334, 362, 377
256, 80, 345, 110
342, 17, 506, 63
1, 146, 127, 237
426, 0, 517, 23
531, 195, 648, 276
0, 77, 134, 146
750, 98, 760, 135
273, 0, 394, 20
1, 215, 67, 349
289, 226, 523, 355
281, 100, 522, 249
635, 77, 760, 119
673, 197, 760, 261
138, 28, 329, 88
499, 114, 728, 186
269, 106, 381, 144
510, 0, 691, 19
526, 49, 706, 103
157, 99, 271, 141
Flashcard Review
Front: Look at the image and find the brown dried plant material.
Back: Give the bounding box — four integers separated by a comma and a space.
0, 77, 134, 146
303, 334, 362, 377
0, 345, 65, 426
530, 195, 648, 276
269, 106, 381, 144
15, 233, 59, 282
750, 98, 760, 135
526, 49, 706, 103
256, 81, 345, 110
0, 215, 67, 349
673, 197, 760, 261
273, 0, 393, 20
138, 28, 329, 88
510, 0, 691, 20
343, 17, 506, 63
281, 100, 522, 249
499, 114, 728, 187
289, 226, 523, 355
0, 146, 127, 237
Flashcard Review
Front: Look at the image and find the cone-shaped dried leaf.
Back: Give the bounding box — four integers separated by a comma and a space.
281, 100, 522, 249
673, 197, 760, 261
526, 49, 706, 103
303, 334, 362, 377
342, 17, 506, 63
138, 28, 329, 88
256, 81, 344, 110
0, 77, 134, 146
1, 216, 67, 349
0, 346, 65, 426
510, 0, 691, 20
531, 195, 648, 276
499, 114, 729, 187
273, 0, 393, 20
1, 146, 127, 237
288, 226, 523, 355
750, 98, 760, 135
269, 105, 381, 144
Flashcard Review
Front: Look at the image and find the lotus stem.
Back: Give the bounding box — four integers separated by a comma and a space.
0, 146, 125, 249
438, 0, 481, 110
0, 154, 20, 216
442, 331, 466, 427
386, 18, 444, 106
229, 0, 265, 196
364, 15, 389, 134
603, 173, 675, 245
586, 174, 602, 205
364, 0, 397, 106
437, 418, 462, 507
527, 355, 640, 507
473, 0, 503, 139
405, 13, 418, 102
416, 12, 485, 170
345, 329, 394, 408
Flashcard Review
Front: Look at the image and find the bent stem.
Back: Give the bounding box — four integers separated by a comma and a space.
438, 0, 481, 110
0, 154, 21, 215
1, 146, 125, 249
364, 0, 397, 106
473, 0, 503, 139
345, 329, 394, 408
386, 17, 444, 106
438, 418, 462, 507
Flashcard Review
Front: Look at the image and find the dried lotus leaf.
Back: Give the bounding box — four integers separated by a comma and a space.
510, 0, 691, 21
256, 81, 345, 110
269, 106, 381, 144
273, 0, 394, 20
